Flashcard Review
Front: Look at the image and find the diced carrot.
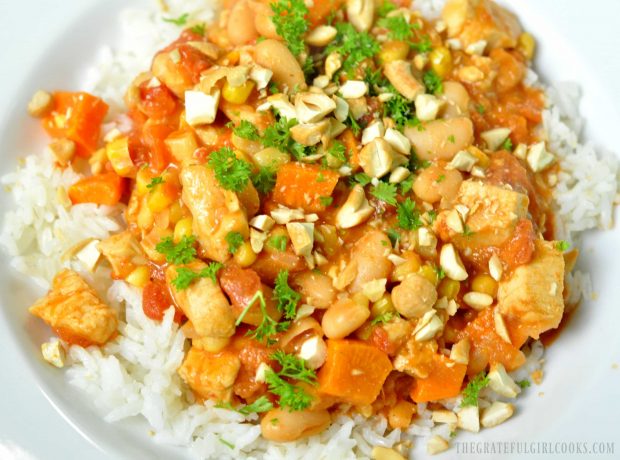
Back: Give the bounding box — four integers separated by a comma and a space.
318, 339, 393, 406
410, 354, 467, 403
307, 0, 345, 26
339, 129, 360, 169
68, 172, 125, 206
43, 92, 109, 157
272, 163, 339, 212
457, 307, 526, 376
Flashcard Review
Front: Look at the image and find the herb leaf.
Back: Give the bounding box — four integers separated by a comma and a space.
241, 291, 290, 344
327, 23, 380, 75
171, 263, 223, 290
238, 395, 274, 415
371, 182, 398, 206
396, 198, 422, 231
226, 231, 245, 254
555, 240, 570, 252
270, 0, 309, 56
208, 147, 252, 192
371, 311, 396, 325
271, 350, 317, 385
252, 166, 277, 195
378, 15, 416, 41
423, 70, 443, 95
163, 13, 189, 26
265, 369, 313, 411
155, 236, 196, 265
268, 235, 289, 252
232, 120, 260, 141
327, 141, 347, 163
460, 372, 490, 407
147, 176, 164, 190
273, 270, 301, 320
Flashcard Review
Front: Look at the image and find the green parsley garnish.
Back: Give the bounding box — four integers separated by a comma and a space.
155, 235, 196, 265
219, 438, 234, 449
345, 112, 362, 135
476, 104, 486, 114
517, 379, 531, 389
399, 176, 414, 194
271, 350, 317, 385
434, 265, 446, 280
371, 182, 398, 206
171, 263, 223, 290
252, 166, 277, 195
387, 228, 401, 246
319, 196, 334, 207
371, 311, 396, 325
225, 231, 245, 254
502, 137, 513, 151
273, 270, 301, 320
377, 15, 417, 42
436, 174, 446, 183
396, 198, 422, 231
270, 0, 309, 56
232, 120, 260, 141
265, 369, 313, 411
462, 225, 475, 237
217, 395, 275, 416
190, 23, 206, 36
447, 135, 456, 144
383, 90, 414, 129
208, 147, 252, 192
556, 240, 570, 252
239, 291, 290, 344
423, 70, 443, 95
268, 234, 289, 252
377, 0, 397, 17
146, 176, 164, 190
350, 172, 372, 187
327, 141, 347, 163
262, 117, 297, 152
268, 81, 280, 94
460, 372, 490, 407
163, 13, 189, 26
327, 22, 380, 74
426, 209, 437, 224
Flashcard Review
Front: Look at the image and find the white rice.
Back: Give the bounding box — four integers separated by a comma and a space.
1, 0, 617, 458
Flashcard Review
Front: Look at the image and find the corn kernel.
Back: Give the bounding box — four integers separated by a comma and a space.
471, 274, 498, 297
137, 200, 154, 229
439, 278, 460, 299
379, 41, 410, 64
371, 294, 396, 318
174, 217, 193, 243
518, 32, 536, 61
392, 253, 422, 282
106, 136, 135, 177
125, 265, 150, 288
233, 241, 257, 267
418, 264, 439, 286
136, 167, 154, 196
222, 80, 255, 104
168, 201, 185, 225
147, 185, 174, 213
429, 46, 453, 78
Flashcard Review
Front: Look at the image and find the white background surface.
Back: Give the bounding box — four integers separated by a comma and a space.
0, 1, 619, 459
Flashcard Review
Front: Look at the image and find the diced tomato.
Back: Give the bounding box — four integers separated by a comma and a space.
142, 122, 175, 172
137, 83, 178, 119
142, 280, 183, 323
42, 91, 109, 157
53, 326, 95, 348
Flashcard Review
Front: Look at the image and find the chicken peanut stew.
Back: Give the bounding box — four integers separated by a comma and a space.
26, 0, 575, 455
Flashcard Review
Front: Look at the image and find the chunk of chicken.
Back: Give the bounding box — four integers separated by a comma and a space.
29, 269, 117, 346
178, 346, 241, 402
347, 229, 393, 293
442, 0, 522, 50
437, 180, 529, 247
180, 165, 250, 263
98, 231, 147, 278
166, 262, 236, 338
497, 240, 565, 339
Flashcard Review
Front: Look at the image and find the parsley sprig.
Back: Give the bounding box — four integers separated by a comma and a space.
238, 291, 290, 345
271, 350, 317, 385
226, 231, 245, 254
423, 70, 443, 95
208, 147, 252, 192
326, 22, 380, 75
396, 198, 422, 230
163, 13, 189, 26
273, 270, 301, 320
171, 263, 223, 290
371, 182, 398, 206
270, 0, 309, 56
265, 369, 313, 411
155, 235, 196, 265
231, 120, 260, 141
460, 372, 490, 407
215, 395, 274, 415
146, 176, 164, 190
